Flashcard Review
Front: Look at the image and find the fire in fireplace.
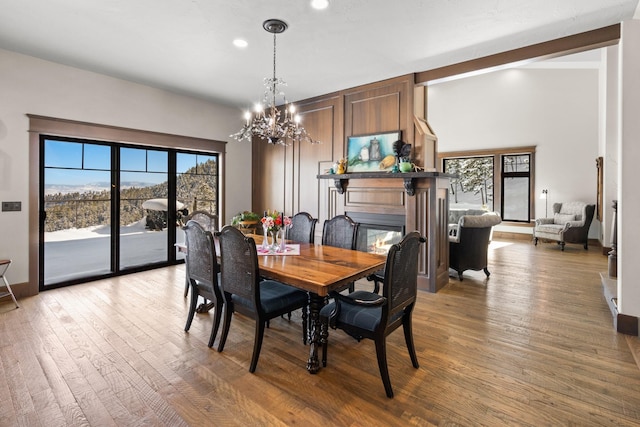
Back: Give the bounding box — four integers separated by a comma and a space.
347, 212, 405, 255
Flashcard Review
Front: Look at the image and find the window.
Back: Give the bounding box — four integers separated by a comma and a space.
501, 154, 530, 221
441, 147, 535, 223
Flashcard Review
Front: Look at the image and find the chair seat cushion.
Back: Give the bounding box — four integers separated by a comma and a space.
232, 280, 307, 314
535, 224, 565, 235
320, 290, 383, 332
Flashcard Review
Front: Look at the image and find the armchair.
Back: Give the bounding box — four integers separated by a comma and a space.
319, 232, 426, 398
449, 212, 502, 281
533, 202, 595, 251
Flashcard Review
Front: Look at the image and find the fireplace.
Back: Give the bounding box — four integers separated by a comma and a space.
347, 212, 405, 255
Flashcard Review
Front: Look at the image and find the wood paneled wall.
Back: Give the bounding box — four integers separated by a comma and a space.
252, 74, 416, 234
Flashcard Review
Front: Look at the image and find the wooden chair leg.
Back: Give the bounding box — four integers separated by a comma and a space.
374, 337, 393, 398
483, 267, 490, 278
217, 301, 233, 352
208, 301, 223, 348
403, 313, 419, 369
249, 320, 266, 373
184, 283, 198, 331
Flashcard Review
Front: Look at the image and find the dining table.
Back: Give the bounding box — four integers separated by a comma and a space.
251, 234, 386, 373
177, 232, 386, 373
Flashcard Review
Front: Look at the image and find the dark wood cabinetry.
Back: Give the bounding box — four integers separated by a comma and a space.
252, 74, 451, 292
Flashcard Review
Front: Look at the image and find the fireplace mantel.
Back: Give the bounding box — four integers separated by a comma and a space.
317, 171, 455, 196
317, 172, 452, 292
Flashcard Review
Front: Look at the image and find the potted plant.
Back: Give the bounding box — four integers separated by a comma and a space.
232, 211, 260, 227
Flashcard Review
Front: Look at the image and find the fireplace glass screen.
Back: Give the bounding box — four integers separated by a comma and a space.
348, 213, 405, 255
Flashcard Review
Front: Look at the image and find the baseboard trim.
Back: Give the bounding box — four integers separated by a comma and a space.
617, 313, 639, 336
492, 231, 532, 241
601, 272, 639, 336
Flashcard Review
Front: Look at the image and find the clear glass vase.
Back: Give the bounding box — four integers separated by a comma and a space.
262, 225, 270, 250
270, 230, 279, 250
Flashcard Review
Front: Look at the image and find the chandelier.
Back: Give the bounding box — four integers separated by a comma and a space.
230, 19, 317, 145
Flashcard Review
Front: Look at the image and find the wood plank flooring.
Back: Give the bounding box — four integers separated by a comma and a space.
1, 239, 639, 426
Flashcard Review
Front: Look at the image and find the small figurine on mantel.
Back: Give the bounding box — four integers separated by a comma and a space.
391, 139, 412, 173
336, 158, 347, 174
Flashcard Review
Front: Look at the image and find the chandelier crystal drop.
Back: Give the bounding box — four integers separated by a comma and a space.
230, 19, 318, 146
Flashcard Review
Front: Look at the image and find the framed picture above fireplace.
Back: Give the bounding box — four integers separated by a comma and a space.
346, 131, 402, 173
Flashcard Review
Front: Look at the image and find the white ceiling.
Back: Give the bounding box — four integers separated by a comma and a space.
1, 0, 638, 109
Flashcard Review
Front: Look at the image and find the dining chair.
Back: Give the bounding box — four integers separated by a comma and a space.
215, 225, 309, 373
287, 212, 317, 244
182, 210, 219, 298
319, 231, 426, 398
183, 220, 224, 348
322, 214, 359, 292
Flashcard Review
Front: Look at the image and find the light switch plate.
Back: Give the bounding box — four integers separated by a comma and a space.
1, 201, 21, 212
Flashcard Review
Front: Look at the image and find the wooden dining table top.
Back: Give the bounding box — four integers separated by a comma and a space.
248, 234, 386, 297
177, 232, 386, 297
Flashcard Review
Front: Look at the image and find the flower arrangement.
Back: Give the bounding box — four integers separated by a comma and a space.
261, 210, 292, 233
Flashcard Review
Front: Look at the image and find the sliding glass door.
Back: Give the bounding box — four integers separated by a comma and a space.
40, 137, 218, 289
42, 139, 113, 285
119, 147, 169, 269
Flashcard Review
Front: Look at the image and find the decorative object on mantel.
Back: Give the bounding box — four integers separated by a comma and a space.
335, 158, 347, 174
392, 139, 413, 173
413, 115, 439, 170
346, 131, 402, 172
230, 19, 318, 146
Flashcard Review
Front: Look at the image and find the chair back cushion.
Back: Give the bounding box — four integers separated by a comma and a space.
554, 213, 576, 224
184, 220, 218, 292
383, 232, 426, 317
458, 212, 502, 228
288, 212, 317, 243
554, 202, 587, 223
322, 215, 359, 250
217, 225, 259, 309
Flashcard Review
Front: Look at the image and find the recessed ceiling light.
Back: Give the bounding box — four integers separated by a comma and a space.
233, 39, 248, 48
311, 0, 329, 10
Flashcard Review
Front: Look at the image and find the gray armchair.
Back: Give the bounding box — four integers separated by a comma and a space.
449, 212, 502, 281
533, 202, 595, 251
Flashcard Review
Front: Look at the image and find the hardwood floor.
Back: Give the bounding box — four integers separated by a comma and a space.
1, 239, 639, 426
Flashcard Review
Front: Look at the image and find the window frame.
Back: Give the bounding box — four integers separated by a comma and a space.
439, 146, 536, 224
29, 115, 226, 291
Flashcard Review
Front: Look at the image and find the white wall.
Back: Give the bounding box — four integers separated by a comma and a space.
428, 66, 601, 236
0, 48, 252, 285
618, 18, 640, 318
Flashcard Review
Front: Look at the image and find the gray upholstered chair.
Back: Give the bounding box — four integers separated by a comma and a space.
449, 212, 502, 281
533, 202, 595, 251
